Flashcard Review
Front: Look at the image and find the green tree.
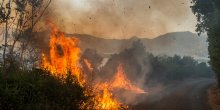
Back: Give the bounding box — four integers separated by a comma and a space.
191, 0, 220, 86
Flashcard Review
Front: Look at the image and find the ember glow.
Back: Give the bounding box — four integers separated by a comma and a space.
41, 23, 145, 109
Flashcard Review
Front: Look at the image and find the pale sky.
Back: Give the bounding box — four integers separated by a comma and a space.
39, 0, 197, 39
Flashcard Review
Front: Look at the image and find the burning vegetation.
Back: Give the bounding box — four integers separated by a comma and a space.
41, 23, 84, 85
109, 64, 146, 94
0, 0, 216, 110
41, 23, 146, 109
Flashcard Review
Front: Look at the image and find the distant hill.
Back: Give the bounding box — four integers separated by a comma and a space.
145, 32, 208, 60
34, 31, 209, 62
66, 32, 208, 62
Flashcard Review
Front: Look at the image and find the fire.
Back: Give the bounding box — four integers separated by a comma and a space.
41, 23, 145, 109
81, 86, 122, 110
41, 23, 121, 109
41, 23, 85, 85
95, 64, 146, 93
110, 64, 146, 93
83, 59, 94, 72
94, 87, 121, 109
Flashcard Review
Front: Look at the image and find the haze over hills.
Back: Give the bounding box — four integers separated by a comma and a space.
66, 31, 208, 62
146, 32, 208, 60
34, 31, 208, 62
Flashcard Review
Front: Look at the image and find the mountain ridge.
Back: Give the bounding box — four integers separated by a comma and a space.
67, 31, 208, 61
34, 31, 208, 62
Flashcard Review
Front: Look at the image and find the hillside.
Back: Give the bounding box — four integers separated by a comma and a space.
33, 31, 208, 61
67, 32, 208, 61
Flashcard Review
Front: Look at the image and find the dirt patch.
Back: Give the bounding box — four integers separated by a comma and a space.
208, 86, 220, 110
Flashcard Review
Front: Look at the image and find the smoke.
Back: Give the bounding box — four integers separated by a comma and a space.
31, 0, 197, 106
36, 0, 196, 39
93, 40, 150, 104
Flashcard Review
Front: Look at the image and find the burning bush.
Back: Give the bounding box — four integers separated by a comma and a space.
40, 23, 146, 109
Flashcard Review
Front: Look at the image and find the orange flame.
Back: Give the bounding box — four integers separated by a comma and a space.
95, 64, 146, 94
83, 59, 94, 72
81, 86, 122, 110
41, 23, 85, 85
41, 23, 145, 109
94, 85, 121, 110
41, 23, 122, 109
110, 64, 146, 93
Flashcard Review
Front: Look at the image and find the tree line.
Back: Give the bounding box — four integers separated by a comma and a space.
94, 40, 214, 86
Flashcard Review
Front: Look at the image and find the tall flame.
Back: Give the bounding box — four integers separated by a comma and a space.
41, 23, 85, 85
41, 23, 122, 109
41, 23, 145, 109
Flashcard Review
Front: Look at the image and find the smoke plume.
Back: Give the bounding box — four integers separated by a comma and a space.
36, 0, 196, 39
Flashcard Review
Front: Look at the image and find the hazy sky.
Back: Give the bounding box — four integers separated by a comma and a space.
41, 0, 197, 39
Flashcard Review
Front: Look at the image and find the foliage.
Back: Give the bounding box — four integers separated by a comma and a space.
148, 55, 214, 84
0, 69, 89, 110
101, 41, 214, 85
191, 0, 220, 86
